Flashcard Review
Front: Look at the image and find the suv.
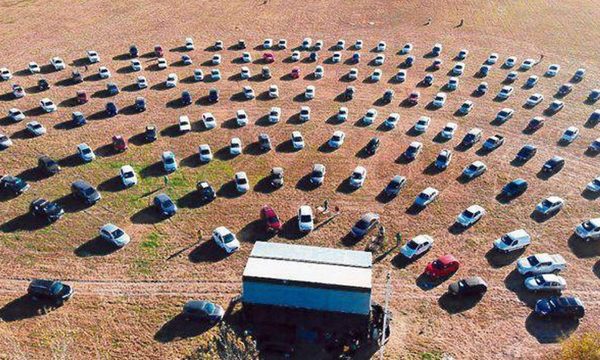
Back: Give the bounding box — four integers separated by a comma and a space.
461, 128, 482, 147
30, 198, 64, 222
71, 180, 101, 205
38, 155, 61, 175
0, 175, 30, 195
28, 279, 73, 305
197, 181, 216, 203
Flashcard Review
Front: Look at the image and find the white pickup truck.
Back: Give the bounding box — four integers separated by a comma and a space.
517, 253, 566, 276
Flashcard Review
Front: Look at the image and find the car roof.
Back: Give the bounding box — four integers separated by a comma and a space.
120, 165, 134, 172
72, 179, 92, 188
353, 166, 366, 172
438, 254, 457, 264
360, 213, 379, 222
412, 235, 433, 244
101, 223, 119, 232
299, 205, 312, 215
313, 163, 325, 171
213, 226, 231, 236
507, 229, 529, 239
423, 187, 438, 195
155, 193, 170, 201
271, 167, 283, 174
463, 276, 487, 287
235, 171, 247, 178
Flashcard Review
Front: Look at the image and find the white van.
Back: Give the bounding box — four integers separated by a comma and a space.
493, 229, 531, 253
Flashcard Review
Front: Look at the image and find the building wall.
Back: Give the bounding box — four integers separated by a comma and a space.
242, 280, 371, 315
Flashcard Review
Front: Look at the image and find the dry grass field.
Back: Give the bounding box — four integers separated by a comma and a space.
0, 0, 599, 359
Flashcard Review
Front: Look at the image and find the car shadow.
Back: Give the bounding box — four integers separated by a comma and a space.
568, 234, 600, 258
415, 273, 448, 291
278, 216, 306, 240
216, 181, 243, 199
0, 213, 50, 233
335, 179, 357, 194
438, 292, 483, 314
0, 295, 60, 322
188, 240, 228, 263
504, 269, 542, 307
54, 194, 90, 213
154, 313, 216, 343
485, 247, 525, 268
74, 236, 120, 257
525, 312, 580, 344
238, 219, 276, 243
295, 174, 319, 192
130, 206, 163, 224
97, 176, 125, 193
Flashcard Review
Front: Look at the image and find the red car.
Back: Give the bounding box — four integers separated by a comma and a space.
112, 135, 127, 152
407, 91, 420, 105
76, 90, 88, 104
424, 254, 460, 278
263, 52, 275, 63
260, 205, 282, 232
291, 67, 300, 79
526, 117, 545, 132
154, 45, 163, 57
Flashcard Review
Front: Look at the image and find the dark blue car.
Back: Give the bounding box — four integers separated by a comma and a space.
515, 145, 537, 162
208, 88, 219, 103
501, 179, 528, 198
135, 97, 146, 112
153, 193, 177, 217
535, 296, 584, 318
181, 90, 192, 105
71, 112, 87, 126
129, 44, 138, 58
106, 102, 118, 117
107, 82, 119, 95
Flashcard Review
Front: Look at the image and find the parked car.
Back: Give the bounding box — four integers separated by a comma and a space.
212, 227, 240, 253
39, 98, 57, 112
269, 107, 281, 123
547, 100, 564, 114
234, 172, 249, 193
542, 156, 565, 174
291, 131, 305, 150
161, 151, 177, 172
456, 205, 485, 227
98, 66, 111, 79
434, 149, 452, 170
198, 144, 213, 163
202, 112, 217, 129
383, 113, 400, 129
535, 196, 565, 216
183, 300, 225, 322
165, 73, 178, 88
364, 137, 380, 155
407, 91, 420, 105
30, 198, 64, 222
515, 145, 537, 162
517, 253, 566, 276
585, 176, 600, 193
179, 115, 192, 132
328, 131, 346, 149
26, 121, 46, 137
8, 108, 25, 122
71, 180, 101, 205
482, 135, 504, 151
461, 128, 482, 147
497, 86, 514, 100
27, 279, 73, 305
270, 167, 284, 188
350, 213, 380, 238
208, 88, 219, 103
145, 125, 157, 142
299, 106, 311, 122
439, 123, 457, 140
137, 76, 148, 89
501, 178, 528, 198
37, 155, 60, 176
526, 93, 544, 107
425, 254, 459, 278
194, 69, 204, 81
414, 116, 431, 132
0, 67, 12, 79
462, 161, 487, 179
1, 175, 30, 195
525, 274, 566, 292
50, 57, 66, 70
400, 235, 434, 259
526, 116, 545, 132
575, 218, 600, 241
525, 75, 538, 88
134, 96, 146, 112
384, 175, 406, 197
560, 126, 579, 144
520, 58, 536, 70
76, 90, 88, 104
404, 141, 423, 160
153, 193, 177, 217
494, 229, 531, 253
260, 205, 282, 232
0, 133, 13, 148
100, 223, 130, 247
298, 205, 314, 232
77, 143, 96, 162
310, 164, 326, 185
504, 56, 517, 68
259, 133, 272, 151
337, 107, 348, 122
495, 108, 514, 123
196, 181, 216, 203
349, 166, 367, 188
415, 187, 439, 207
476, 82, 489, 94
112, 135, 127, 152
448, 277, 488, 296
535, 296, 584, 318
119, 165, 137, 187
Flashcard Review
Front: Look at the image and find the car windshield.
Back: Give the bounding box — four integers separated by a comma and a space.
419, 193, 430, 200
165, 158, 174, 164
407, 147, 417, 154
463, 210, 475, 218
162, 199, 174, 208
237, 178, 247, 185
593, 179, 600, 186
541, 199, 553, 208
501, 235, 513, 245
312, 170, 323, 177
527, 256, 540, 266
293, 136, 302, 142
111, 229, 124, 238
432, 260, 443, 269
407, 241, 418, 250
223, 233, 235, 244
582, 221, 595, 231
84, 188, 96, 196
50, 282, 64, 295
534, 276, 545, 285
123, 172, 134, 179
202, 302, 216, 314
565, 130, 574, 136
356, 219, 369, 230
437, 154, 448, 162
300, 215, 312, 223
352, 172, 362, 180
465, 134, 475, 141
267, 216, 279, 224
467, 164, 478, 171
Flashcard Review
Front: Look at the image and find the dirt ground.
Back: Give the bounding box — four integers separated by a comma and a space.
0, 0, 599, 359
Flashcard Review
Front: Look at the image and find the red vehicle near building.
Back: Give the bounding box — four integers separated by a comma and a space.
291, 67, 300, 79
260, 205, 282, 232
263, 52, 275, 63
112, 135, 127, 152
424, 254, 460, 278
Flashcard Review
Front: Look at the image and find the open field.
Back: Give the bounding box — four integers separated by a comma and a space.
0, 0, 599, 359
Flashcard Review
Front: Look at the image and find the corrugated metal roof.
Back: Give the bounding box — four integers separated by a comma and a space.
249, 242, 372, 268
244, 242, 372, 290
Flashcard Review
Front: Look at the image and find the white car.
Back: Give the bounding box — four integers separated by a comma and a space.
212, 54, 222, 65
414, 116, 431, 132
348, 68, 358, 80
0, 133, 13, 148
161, 151, 177, 172
376, 41, 386, 52
314, 66, 324, 79
39, 98, 57, 113
493, 229, 531, 253
447, 77, 459, 90
573, 68, 586, 81
87, 50, 100, 63
310, 164, 326, 185
414, 187, 439, 207
586, 176, 600, 193
179, 115, 191, 132
457, 49, 469, 60
401, 43, 413, 54
240, 66, 250, 79
349, 166, 367, 188
166, 73, 178, 88
328, 131, 346, 148
1, 67, 12, 80
202, 112, 217, 129
546, 64, 560, 77
524, 274, 566, 292
337, 107, 349, 122
462, 161, 487, 179
362, 109, 378, 125
185, 37, 194, 50
50, 57, 66, 70
497, 86, 514, 99
504, 56, 517, 68
535, 196, 565, 216
291, 51, 301, 61
400, 235, 434, 259
526, 93, 544, 107
194, 69, 204, 81
26, 121, 46, 137
269, 107, 281, 123
575, 218, 600, 241
506, 71, 518, 82
291, 131, 305, 150
383, 113, 400, 129
100, 223, 130, 247
120, 165, 138, 187
301, 38, 312, 49
137, 76, 148, 89
456, 205, 485, 227
432, 93, 447, 107
354, 39, 363, 49
560, 126, 579, 143
212, 227, 240, 254
458, 100, 474, 114
28, 62, 41, 74
198, 144, 213, 163
395, 70, 406, 82
157, 58, 168, 69
299, 106, 311, 122
517, 253, 566, 276
486, 53, 499, 64
520, 58, 536, 70
373, 54, 385, 65
495, 108, 514, 123
263, 38, 273, 48
230, 138, 242, 155
77, 143, 96, 162
278, 39, 287, 49
234, 172, 249, 193
305, 85, 315, 99
452, 62, 465, 76
269, 84, 279, 98
241, 52, 252, 63
98, 66, 110, 79
335, 39, 345, 50
131, 59, 142, 71
371, 69, 382, 81
298, 206, 314, 232
331, 52, 342, 63
243, 85, 255, 99
440, 122, 457, 139
236, 110, 248, 127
